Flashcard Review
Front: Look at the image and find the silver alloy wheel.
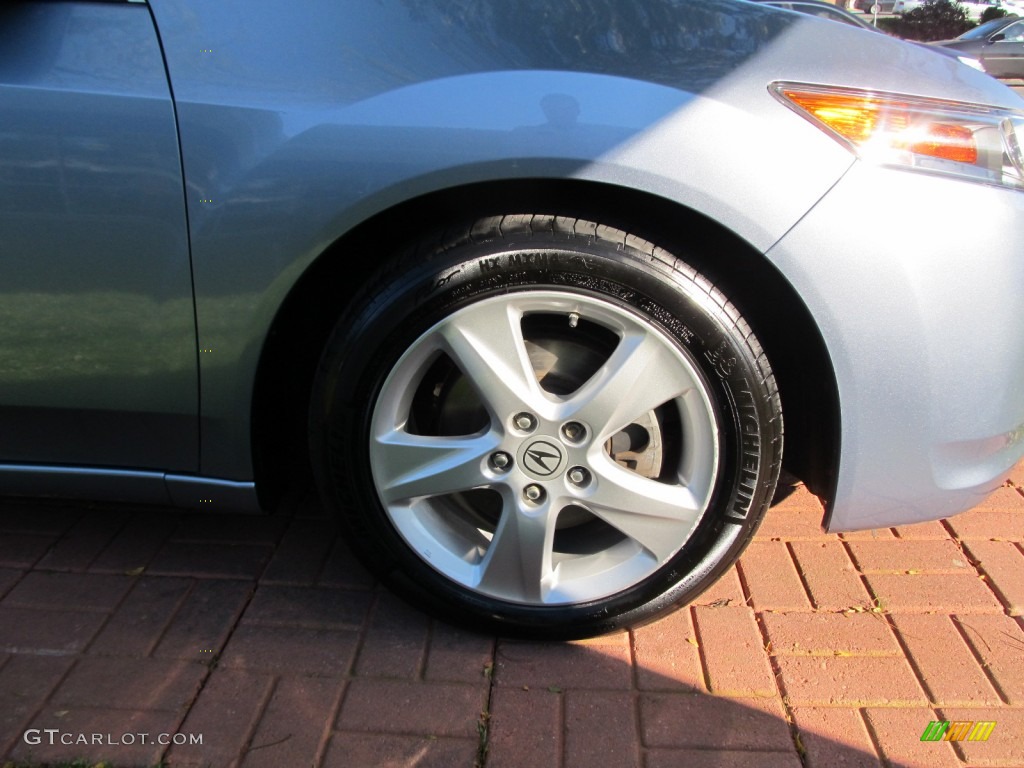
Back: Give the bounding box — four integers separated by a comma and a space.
369, 291, 720, 606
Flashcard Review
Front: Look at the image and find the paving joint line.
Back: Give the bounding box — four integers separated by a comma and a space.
935, 517, 1012, 617
627, 630, 645, 768
320, 578, 381, 762
156, 675, 208, 767
555, 669, 566, 768
832, 535, 937, 758
67, 509, 134, 573
232, 673, 279, 767
417, 617, 435, 682
733, 550, 810, 761
934, 704, 979, 765
838, 537, 886, 616
347, 588, 386, 677
879, 607, 940, 707
134, 575, 196, 659
948, 614, 1013, 706
783, 540, 816, 609
857, 704, 899, 768
86, 510, 148, 574
2, 644, 83, 763
474, 664, 494, 768
961, 539, 1019, 619
688, 604, 713, 694
26, 527, 68, 572
280, 516, 336, 587
2, 566, 197, 762
839, 534, 952, 708
311, 675, 348, 768
0, 567, 26, 602
750, 603, 810, 768
165, 574, 262, 763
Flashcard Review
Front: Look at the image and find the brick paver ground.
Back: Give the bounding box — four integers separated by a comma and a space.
1, 462, 1022, 768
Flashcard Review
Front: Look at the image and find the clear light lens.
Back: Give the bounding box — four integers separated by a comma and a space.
773, 82, 1024, 190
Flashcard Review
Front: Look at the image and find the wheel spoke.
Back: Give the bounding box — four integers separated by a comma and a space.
565, 330, 696, 440
438, 300, 545, 420
476, 500, 557, 603
372, 430, 498, 504
585, 458, 703, 561
367, 289, 731, 608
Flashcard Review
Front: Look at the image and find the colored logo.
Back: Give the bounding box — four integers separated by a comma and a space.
920, 721, 996, 742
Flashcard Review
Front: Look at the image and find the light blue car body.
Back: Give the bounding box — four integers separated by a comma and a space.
0, 0, 1021, 531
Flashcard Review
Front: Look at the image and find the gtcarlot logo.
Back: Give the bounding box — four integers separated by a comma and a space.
920, 721, 996, 742
23, 729, 203, 746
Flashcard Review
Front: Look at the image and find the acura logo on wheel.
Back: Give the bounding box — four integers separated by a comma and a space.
522, 440, 564, 477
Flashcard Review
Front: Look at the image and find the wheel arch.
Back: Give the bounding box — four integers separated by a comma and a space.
250, 178, 840, 517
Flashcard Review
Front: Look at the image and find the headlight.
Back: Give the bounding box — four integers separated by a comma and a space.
773, 82, 1024, 191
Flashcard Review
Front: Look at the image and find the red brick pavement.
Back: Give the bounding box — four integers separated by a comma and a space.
0, 463, 1021, 768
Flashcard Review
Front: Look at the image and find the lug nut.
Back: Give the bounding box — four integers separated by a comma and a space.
490, 452, 512, 471
514, 412, 536, 432
567, 466, 591, 487
524, 484, 545, 502
561, 421, 586, 443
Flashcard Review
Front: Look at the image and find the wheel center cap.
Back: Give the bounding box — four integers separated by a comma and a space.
518, 438, 568, 480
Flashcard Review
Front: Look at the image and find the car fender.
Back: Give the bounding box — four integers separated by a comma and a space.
149, 0, 859, 479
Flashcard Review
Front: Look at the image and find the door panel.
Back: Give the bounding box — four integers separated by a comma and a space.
983, 20, 1024, 79
0, 2, 197, 470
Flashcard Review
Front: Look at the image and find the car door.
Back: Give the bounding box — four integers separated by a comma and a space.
981, 18, 1024, 78
0, 1, 197, 471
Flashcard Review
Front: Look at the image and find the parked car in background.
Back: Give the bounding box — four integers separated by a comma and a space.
760, 0, 988, 69
934, 14, 1024, 75
961, 0, 1003, 19
893, 0, 926, 14
2, 0, 1023, 639
753, 0, 880, 29
854, 0, 898, 11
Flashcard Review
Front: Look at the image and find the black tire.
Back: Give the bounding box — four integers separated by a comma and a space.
310, 214, 782, 639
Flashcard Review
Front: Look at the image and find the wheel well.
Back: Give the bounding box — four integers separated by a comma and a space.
251, 179, 840, 511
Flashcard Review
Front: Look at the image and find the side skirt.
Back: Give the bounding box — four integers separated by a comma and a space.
0, 464, 260, 513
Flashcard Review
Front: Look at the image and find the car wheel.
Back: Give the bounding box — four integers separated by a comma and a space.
310, 214, 782, 639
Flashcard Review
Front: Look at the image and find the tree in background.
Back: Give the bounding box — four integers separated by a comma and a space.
979, 5, 1010, 23
885, 0, 974, 40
